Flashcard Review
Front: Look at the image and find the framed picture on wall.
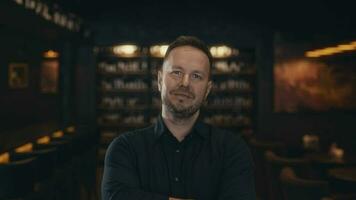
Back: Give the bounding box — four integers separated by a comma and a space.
40, 60, 59, 94
273, 33, 356, 113
8, 63, 29, 89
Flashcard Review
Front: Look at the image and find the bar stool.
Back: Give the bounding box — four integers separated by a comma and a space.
0, 157, 36, 200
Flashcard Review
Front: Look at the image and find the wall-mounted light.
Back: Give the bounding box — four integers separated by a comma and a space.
15, 143, 33, 153
210, 45, 237, 58
0, 152, 10, 164
52, 130, 64, 138
149, 45, 169, 58
66, 126, 75, 133
36, 136, 50, 144
43, 50, 59, 58
305, 41, 356, 58
113, 45, 139, 57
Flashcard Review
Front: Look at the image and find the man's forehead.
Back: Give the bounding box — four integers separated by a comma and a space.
164, 46, 210, 68
168, 45, 208, 58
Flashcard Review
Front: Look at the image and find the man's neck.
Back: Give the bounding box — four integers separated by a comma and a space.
161, 108, 199, 142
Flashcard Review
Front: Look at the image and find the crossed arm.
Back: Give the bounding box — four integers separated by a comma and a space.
101, 135, 256, 200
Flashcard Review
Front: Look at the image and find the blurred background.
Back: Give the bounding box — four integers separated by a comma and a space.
0, 0, 355, 200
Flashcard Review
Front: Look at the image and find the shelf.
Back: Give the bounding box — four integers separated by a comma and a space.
203, 105, 252, 111
211, 89, 253, 94
97, 105, 150, 111
211, 71, 256, 76
98, 71, 148, 76
98, 88, 150, 93
96, 54, 145, 59
208, 123, 251, 128
98, 122, 151, 128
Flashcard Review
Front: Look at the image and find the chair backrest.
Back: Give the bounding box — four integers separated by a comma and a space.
264, 150, 311, 200
322, 194, 356, 200
248, 138, 286, 200
0, 157, 36, 199
35, 140, 72, 165
11, 147, 57, 181
280, 167, 329, 200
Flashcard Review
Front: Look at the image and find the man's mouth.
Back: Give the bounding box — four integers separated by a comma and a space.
172, 92, 193, 99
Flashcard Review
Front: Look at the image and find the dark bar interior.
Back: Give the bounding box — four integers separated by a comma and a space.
1, 0, 355, 200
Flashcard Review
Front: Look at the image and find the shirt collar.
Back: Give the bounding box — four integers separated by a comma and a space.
154, 114, 209, 142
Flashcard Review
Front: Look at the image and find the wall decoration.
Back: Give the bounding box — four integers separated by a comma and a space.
274, 35, 356, 112
8, 63, 29, 89
40, 60, 59, 93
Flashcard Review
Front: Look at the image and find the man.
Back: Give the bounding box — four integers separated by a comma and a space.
101, 36, 256, 200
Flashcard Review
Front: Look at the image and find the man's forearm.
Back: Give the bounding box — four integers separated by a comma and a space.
102, 187, 168, 200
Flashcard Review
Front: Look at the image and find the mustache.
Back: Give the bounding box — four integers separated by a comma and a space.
170, 87, 195, 98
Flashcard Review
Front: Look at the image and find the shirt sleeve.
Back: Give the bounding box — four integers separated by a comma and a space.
101, 135, 168, 200
218, 133, 257, 200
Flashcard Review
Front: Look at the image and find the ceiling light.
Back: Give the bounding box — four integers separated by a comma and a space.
113, 44, 139, 57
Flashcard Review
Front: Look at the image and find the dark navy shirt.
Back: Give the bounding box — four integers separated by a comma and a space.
101, 115, 256, 200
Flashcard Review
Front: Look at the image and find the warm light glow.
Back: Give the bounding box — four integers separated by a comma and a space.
0, 152, 10, 164
66, 126, 75, 133
319, 47, 339, 56
52, 131, 64, 138
305, 51, 321, 58
43, 50, 59, 58
149, 45, 169, 57
351, 41, 356, 47
210, 45, 233, 58
306, 41, 356, 58
14, 0, 23, 5
15, 143, 33, 153
337, 44, 354, 51
113, 45, 138, 57
36, 136, 50, 144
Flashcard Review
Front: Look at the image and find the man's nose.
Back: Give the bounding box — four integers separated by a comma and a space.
180, 74, 190, 87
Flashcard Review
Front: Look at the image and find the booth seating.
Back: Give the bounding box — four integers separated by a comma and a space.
0, 125, 100, 200
280, 167, 329, 200
11, 145, 57, 200
0, 157, 37, 200
247, 137, 286, 200
264, 150, 312, 200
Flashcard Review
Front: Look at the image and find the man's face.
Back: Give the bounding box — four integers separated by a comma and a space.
158, 46, 212, 118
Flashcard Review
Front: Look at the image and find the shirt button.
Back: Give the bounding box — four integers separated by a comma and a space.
174, 177, 179, 182
175, 149, 180, 153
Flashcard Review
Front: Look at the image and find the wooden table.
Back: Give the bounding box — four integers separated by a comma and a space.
328, 167, 356, 194
303, 153, 356, 179
305, 153, 356, 165
328, 167, 356, 182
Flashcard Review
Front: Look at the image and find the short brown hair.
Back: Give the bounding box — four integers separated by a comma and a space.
163, 36, 213, 74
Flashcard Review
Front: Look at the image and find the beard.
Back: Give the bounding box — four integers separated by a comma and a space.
162, 87, 204, 119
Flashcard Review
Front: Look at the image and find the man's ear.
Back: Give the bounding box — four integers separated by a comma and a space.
204, 80, 213, 100
157, 70, 162, 92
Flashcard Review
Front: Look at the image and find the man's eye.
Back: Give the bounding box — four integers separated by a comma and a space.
171, 71, 182, 76
192, 73, 202, 80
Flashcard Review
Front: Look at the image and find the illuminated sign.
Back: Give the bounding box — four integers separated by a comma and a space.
12, 0, 82, 32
